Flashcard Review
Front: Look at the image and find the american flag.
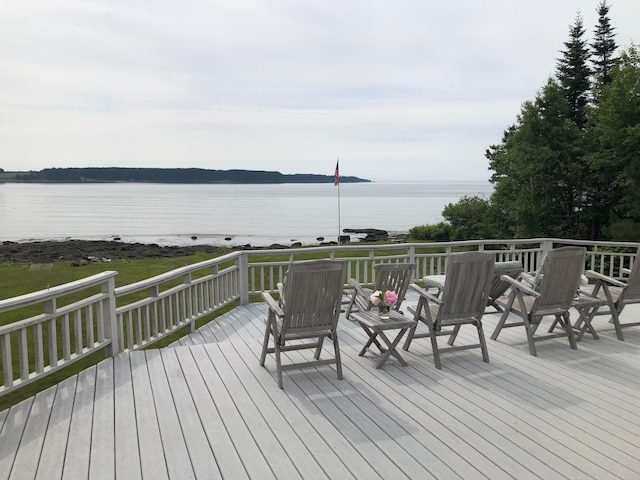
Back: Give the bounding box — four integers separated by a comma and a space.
334, 160, 340, 186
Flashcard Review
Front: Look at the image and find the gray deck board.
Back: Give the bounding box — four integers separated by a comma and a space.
129, 350, 170, 480
9, 387, 55, 480
189, 344, 276, 480
144, 349, 196, 480
3, 298, 640, 479
63, 366, 96, 480
90, 357, 115, 480
35, 374, 77, 479
114, 354, 142, 480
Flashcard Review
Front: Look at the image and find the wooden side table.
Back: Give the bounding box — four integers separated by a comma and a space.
549, 294, 607, 340
350, 309, 417, 368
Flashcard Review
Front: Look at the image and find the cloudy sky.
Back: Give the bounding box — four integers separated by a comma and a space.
1, 1, 639, 181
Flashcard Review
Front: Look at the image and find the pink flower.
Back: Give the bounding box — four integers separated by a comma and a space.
370, 290, 382, 306
383, 290, 398, 306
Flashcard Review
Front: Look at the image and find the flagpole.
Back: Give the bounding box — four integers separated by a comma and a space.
335, 158, 341, 244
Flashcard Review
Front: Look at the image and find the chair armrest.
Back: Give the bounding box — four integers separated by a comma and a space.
501, 274, 540, 297
622, 267, 632, 276
262, 292, 284, 317
349, 278, 369, 296
585, 270, 627, 288
519, 271, 536, 288
409, 283, 442, 305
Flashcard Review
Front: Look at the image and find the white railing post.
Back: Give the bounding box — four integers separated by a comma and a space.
408, 245, 416, 280
239, 252, 249, 305
103, 275, 120, 356
540, 239, 554, 269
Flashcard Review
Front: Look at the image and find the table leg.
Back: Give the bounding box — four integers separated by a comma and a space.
358, 325, 386, 356
573, 307, 599, 341
374, 328, 410, 369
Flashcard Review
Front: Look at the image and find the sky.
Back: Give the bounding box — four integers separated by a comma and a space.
1, 1, 639, 182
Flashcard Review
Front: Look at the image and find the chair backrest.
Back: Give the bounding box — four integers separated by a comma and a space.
535, 247, 586, 311
372, 263, 417, 310
620, 249, 640, 304
281, 260, 345, 334
488, 261, 523, 301
439, 252, 495, 321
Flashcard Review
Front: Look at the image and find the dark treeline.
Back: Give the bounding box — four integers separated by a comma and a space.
412, 1, 640, 243
7, 167, 369, 184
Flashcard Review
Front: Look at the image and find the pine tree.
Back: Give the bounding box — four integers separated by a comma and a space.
591, 0, 617, 99
556, 13, 592, 129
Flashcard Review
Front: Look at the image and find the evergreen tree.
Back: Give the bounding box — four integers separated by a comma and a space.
587, 46, 640, 240
591, 0, 617, 97
556, 13, 592, 129
488, 79, 586, 238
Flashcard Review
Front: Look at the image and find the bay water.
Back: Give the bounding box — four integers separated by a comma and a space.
0, 181, 492, 247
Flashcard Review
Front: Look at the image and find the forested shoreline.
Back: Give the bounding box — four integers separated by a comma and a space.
0, 167, 369, 184
412, 1, 640, 243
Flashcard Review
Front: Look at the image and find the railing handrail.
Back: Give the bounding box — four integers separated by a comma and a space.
114, 251, 241, 296
0, 271, 118, 313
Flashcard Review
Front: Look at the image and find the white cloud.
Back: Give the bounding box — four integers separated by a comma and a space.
1, 0, 639, 180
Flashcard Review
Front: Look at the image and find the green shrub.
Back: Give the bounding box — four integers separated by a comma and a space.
409, 222, 452, 242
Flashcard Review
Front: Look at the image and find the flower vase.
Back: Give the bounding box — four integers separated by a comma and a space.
378, 305, 390, 320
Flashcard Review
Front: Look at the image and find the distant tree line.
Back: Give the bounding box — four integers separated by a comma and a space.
411, 1, 640, 242
9, 167, 369, 184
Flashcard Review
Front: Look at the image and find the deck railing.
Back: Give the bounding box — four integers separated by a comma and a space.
1, 237, 638, 396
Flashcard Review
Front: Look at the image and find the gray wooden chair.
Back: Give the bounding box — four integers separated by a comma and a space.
345, 262, 416, 319
260, 259, 345, 389
490, 247, 586, 356
403, 251, 495, 369
487, 261, 524, 312
580, 250, 640, 341
422, 261, 523, 313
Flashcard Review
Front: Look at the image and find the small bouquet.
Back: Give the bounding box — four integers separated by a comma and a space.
370, 290, 398, 318
370, 290, 398, 307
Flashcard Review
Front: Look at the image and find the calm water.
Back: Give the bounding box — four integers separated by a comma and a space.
0, 182, 492, 246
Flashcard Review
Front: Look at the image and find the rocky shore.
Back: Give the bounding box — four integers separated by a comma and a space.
0, 240, 228, 264
1, 229, 409, 264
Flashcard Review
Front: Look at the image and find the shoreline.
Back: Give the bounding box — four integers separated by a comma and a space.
0, 239, 230, 264
0, 232, 409, 264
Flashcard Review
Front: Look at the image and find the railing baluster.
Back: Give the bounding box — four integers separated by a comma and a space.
74, 309, 83, 355
86, 305, 94, 348
127, 311, 134, 350
2, 334, 13, 387
34, 323, 44, 374
144, 304, 151, 343
62, 314, 71, 361
48, 318, 58, 368
96, 301, 105, 343
18, 329, 29, 380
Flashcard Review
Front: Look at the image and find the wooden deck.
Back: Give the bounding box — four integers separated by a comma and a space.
2, 295, 640, 479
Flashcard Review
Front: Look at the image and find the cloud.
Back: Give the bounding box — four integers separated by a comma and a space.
1, 0, 639, 181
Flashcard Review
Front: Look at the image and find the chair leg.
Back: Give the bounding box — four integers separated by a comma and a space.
522, 315, 537, 356
333, 334, 343, 380
611, 308, 625, 341
476, 321, 490, 363
564, 313, 578, 350
429, 322, 442, 369
403, 322, 417, 351
447, 324, 461, 346
345, 292, 356, 319
491, 292, 515, 340
315, 335, 325, 360
260, 315, 272, 367
275, 340, 283, 389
